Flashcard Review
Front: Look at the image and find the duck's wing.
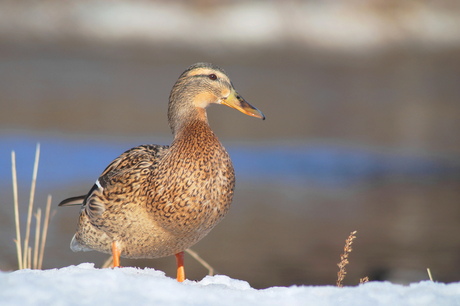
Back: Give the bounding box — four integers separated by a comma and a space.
97, 144, 169, 186
59, 144, 169, 219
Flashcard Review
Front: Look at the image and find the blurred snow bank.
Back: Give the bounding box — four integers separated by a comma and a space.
1, 263, 459, 305
0, 1, 459, 53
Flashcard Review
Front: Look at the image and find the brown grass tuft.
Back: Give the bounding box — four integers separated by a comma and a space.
336, 230, 357, 287
359, 276, 369, 284
336, 230, 370, 287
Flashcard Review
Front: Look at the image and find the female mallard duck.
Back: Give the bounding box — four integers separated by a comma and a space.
59, 62, 265, 282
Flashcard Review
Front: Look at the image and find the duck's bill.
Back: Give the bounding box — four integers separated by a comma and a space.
221, 89, 265, 120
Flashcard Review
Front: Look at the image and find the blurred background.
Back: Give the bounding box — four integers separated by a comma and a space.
1, 0, 460, 288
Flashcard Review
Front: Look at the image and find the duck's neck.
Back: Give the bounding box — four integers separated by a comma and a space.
170, 108, 209, 140
172, 118, 217, 146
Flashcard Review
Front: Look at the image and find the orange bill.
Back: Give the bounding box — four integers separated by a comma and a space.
221, 89, 265, 120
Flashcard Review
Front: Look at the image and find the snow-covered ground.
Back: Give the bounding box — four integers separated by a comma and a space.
1, 263, 459, 305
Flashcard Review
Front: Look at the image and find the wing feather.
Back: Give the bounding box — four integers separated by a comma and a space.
60, 144, 169, 221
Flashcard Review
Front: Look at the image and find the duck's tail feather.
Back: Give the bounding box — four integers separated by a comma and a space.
58, 195, 85, 207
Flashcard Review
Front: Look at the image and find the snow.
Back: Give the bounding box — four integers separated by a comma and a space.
1, 263, 459, 306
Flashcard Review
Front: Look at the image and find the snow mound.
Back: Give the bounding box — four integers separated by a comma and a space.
1, 263, 459, 305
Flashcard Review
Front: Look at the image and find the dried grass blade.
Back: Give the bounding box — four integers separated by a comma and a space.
185, 248, 215, 276
33, 209, 42, 269
11, 151, 23, 270
23, 143, 40, 269
38, 195, 52, 269
27, 247, 32, 269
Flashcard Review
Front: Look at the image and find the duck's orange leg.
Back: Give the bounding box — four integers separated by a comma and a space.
112, 241, 121, 268
175, 252, 185, 282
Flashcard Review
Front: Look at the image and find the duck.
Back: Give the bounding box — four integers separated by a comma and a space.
59, 62, 265, 282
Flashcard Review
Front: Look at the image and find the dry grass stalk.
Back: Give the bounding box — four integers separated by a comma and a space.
13, 240, 22, 269
427, 268, 434, 281
336, 230, 357, 287
27, 247, 32, 270
359, 276, 369, 284
33, 209, 42, 269
185, 248, 215, 276
38, 195, 53, 269
11, 151, 23, 270
11, 144, 53, 270
23, 143, 40, 268
102, 256, 114, 269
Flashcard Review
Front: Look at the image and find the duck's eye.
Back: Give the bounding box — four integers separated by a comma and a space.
208, 74, 217, 80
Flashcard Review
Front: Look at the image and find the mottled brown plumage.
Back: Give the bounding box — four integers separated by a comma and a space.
59, 62, 264, 281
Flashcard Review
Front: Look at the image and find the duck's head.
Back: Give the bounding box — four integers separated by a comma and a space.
168, 62, 265, 134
